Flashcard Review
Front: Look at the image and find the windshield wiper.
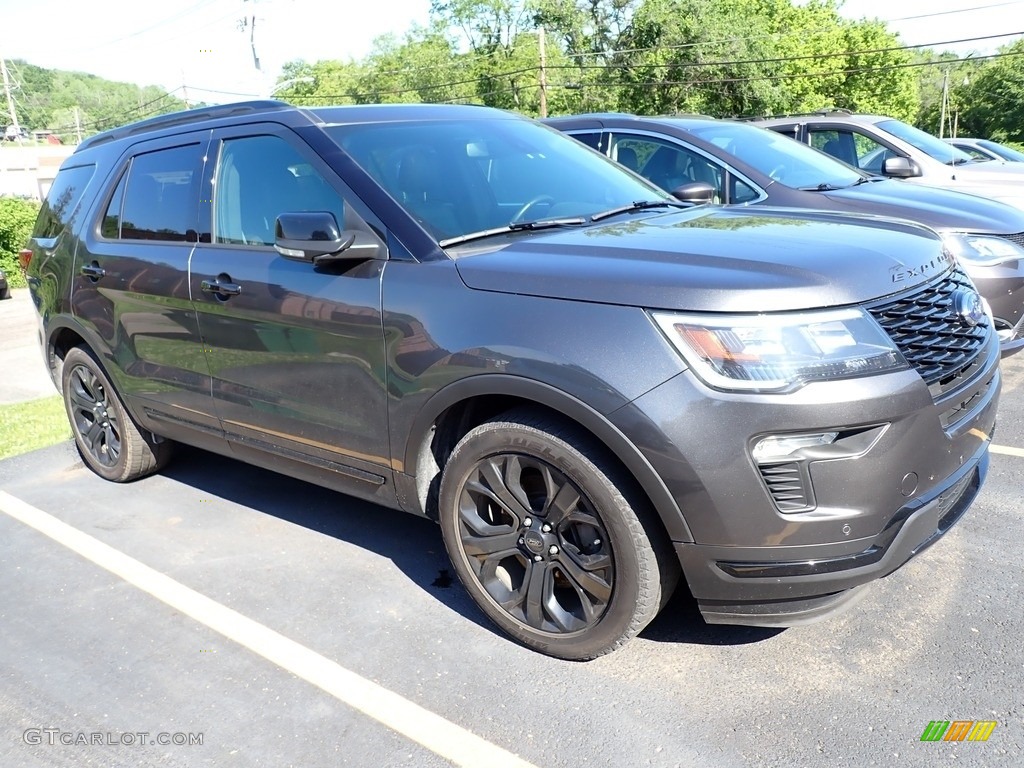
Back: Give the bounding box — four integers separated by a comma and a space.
590, 199, 689, 222
799, 182, 844, 191
438, 217, 586, 248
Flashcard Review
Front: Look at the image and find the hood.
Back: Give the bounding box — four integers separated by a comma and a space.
454, 207, 953, 313
823, 178, 1024, 234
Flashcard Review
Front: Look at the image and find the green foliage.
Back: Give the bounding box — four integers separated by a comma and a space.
5, 59, 186, 141
269, 0, 1017, 140
0, 197, 40, 289
955, 40, 1024, 143
0, 396, 71, 460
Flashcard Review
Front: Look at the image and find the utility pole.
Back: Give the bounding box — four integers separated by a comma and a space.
938, 68, 949, 139
538, 27, 548, 119
74, 106, 82, 144
1, 56, 23, 141
181, 70, 192, 110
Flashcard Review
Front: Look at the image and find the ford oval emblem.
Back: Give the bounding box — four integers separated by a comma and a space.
953, 288, 986, 328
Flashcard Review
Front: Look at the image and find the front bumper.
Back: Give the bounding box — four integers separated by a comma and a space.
676, 447, 986, 626
613, 324, 1000, 627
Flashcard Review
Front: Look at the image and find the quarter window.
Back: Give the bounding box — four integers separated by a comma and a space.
213, 135, 346, 246
33, 164, 95, 239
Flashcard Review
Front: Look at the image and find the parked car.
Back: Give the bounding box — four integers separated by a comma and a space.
944, 137, 1024, 164
3, 125, 28, 141
546, 113, 1024, 355
0, 267, 10, 299
747, 110, 1024, 212
24, 101, 999, 659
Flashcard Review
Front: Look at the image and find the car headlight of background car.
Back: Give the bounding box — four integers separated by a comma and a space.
943, 232, 1024, 267
651, 308, 907, 393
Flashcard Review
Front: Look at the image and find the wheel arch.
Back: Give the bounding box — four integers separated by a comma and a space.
402, 374, 693, 543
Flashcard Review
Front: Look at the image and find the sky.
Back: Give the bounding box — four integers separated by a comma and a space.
0, 0, 1020, 106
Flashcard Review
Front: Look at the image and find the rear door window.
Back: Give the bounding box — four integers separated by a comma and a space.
105, 144, 203, 242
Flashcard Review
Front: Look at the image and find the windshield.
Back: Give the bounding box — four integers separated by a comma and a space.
876, 119, 974, 165
977, 139, 1024, 162
325, 118, 669, 242
682, 120, 863, 189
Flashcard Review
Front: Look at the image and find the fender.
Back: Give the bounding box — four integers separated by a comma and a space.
402, 374, 694, 543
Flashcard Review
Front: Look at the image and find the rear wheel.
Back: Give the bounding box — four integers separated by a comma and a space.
438, 409, 676, 660
62, 346, 172, 482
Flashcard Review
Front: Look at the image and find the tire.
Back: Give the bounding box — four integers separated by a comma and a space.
438, 408, 677, 660
61, 346, 173, 482
0, 285, 10, 300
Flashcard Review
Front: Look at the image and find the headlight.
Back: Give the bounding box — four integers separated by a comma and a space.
651, 308, 907, 393
943, 233, 1024, 266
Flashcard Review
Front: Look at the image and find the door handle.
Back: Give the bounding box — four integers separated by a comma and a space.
80, 262, 106, 280
201, 277, 242, 298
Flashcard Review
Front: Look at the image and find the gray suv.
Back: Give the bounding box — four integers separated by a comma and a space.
24, 102, 1000, 659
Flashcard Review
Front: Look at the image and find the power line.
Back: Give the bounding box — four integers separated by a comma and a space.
282, 30, 1024, 102
451, 49, 1024, 105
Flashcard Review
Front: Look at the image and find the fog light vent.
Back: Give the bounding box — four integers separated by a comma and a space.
757, 461, 813, 512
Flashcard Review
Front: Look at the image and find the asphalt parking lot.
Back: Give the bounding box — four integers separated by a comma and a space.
1, 288, 1023, 767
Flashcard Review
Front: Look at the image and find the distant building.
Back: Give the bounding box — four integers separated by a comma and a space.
0, 144, 76, 199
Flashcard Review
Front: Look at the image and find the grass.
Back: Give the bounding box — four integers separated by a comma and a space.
0, 395, 72, 460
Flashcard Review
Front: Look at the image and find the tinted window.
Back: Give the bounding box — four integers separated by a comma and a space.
33, 164, 95, 239
876, 119, 973, 165
684, 121, 863, 190
569, 131, 603, 151
327, 118, 665, 241
609, 134, 724, 203
213, 135, 346, 246
977, 139, 1024, 162
808, 128, 891, 174
101, 171, 128, 239
119, 144, 201, 242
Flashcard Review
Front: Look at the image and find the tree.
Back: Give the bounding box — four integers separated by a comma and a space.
956, 40, 1024, 143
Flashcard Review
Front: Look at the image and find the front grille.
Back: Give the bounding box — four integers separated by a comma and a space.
868, 267, 989, 398
758, 461, 813, 512
999, 232, 1024, 250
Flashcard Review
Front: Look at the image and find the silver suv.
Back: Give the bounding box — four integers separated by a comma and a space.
751, 111, 1024, 211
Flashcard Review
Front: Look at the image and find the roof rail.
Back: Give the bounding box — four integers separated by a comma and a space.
77, 100, 294, 151
737, 107, 853, 122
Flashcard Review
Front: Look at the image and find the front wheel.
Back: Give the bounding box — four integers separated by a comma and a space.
438, 409, 675, 660
62, 346, 173, 482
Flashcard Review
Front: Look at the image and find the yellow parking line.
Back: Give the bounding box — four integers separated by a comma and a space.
0, 491, 537, 768
991, 444, 1024, 458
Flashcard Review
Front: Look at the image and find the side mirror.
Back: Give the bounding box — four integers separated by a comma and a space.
882, 156, 922, 179
670, 182, 716, 205
274, 211, 384, 266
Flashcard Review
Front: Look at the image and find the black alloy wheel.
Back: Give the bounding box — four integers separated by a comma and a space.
457, 453, 613, 634
439, 409, 675, 660
61, 346, 172, 482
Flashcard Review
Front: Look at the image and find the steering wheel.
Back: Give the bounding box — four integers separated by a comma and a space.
511, 195, 555, 223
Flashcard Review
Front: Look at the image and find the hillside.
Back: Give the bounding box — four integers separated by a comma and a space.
3, 60, 188, 143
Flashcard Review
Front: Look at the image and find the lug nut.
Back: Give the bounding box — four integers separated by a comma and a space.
523, 517, 532, 527
548, 545, 559, 555
518, 537, 524, 545
533, 555, 542, 562
541, 523, 551, 533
